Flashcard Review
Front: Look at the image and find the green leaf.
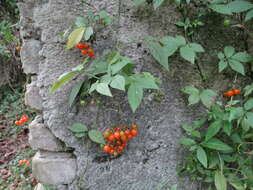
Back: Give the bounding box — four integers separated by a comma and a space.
50, 72, 76, 93
218, 60, 228, 72
232, 52, 252, 62
180, 45, 196, 64
189, 43, 205, 52
223, 121, 232, 136
170, 184, 177, 190
110, 75, 125, 91
202, 138, 233, 151
127, 83, 143, 112
205, 120, 222, 141
133, 73, 159, 90
69, 81, 84, 106
75, 16, 87, 27
75, 132, 86, 138
96, 83, 112, 97
229, 59, 245, 75
111, 57, 132, 74
182, 86, 199, 95
224, 46, 235, 58
209, 4, 232, 15
69, 123, 88, 133
188, 94, 200, 105
197, 146, 208, 168
89, 81, 99, 93
244, 83, 253, 96
228, 0, 253, 13
245, 9, 253, 21
174, 35, 186, 46
246, 112, 253, 126
200, 89, 217, 108
84, 26, 93, 41
229, 107, 244, 121
148, 41, 169, 70
98, 11, 113, 25
214, 171, 227, 190
175, 21, 185, 27
244, 98, 253, 111
153, 0, 165, 9
133, 0, 146, 6
218, 52, 225, 59
88, 130, 106, 144
179, 137, 196, 146
66, 27, 85, 49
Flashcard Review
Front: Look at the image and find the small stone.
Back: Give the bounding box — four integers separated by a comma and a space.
32, 151, 77, 185
25, 82, 43, 110
29, 117, 64, 151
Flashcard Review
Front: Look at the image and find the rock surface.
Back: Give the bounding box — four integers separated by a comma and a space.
32, 151, 77, 185
18, 0, 247, 189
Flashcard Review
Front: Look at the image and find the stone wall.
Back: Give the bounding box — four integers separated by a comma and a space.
18, 0, 247, 190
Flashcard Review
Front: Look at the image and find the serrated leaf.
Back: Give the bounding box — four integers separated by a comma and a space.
245, 9, 253, 21
179, 137, 196, 146
180, 45, 196, 64
153, 0, 165, 9
209, 4, 232, 15
229, 59, 245, 75
110, 75, 125, 91
215, 171, 227, 190
69, 123, 88, 133
224, 46, 235, 58
189, 43, 205, 52
200, 89, 217, 108
197, 146, 208, 168
66, 27, 85, 49
88, 130, 106, 144
205, 120, 222, 141
232, 52, 252, 63
218, 60, 228, 72
84, 26, 93, 41
96, 83, 112, 97
228, 0, 253, 13
202, 138, 233, 151
50, 72, 76, 93
244, 98, 253, 110
127, 83, 143, 112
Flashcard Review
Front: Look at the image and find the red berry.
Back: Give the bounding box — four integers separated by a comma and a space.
110, 149, 114, 155
114, 131, 121, 139
130, 129, 138, 136
125, 130, 130, 136
227, 90, 234, 97
81, 50, 88, 55
108, 135, 115, 142
75, 43, 89, 49
127, 134, 133, 140
15, 120, 21, 125
120, 135, 127, 142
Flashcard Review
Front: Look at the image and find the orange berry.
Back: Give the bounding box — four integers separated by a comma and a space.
103, 145, 111, 153
227, 90, 234, 97
108, 135, 115, 142
16, 46, 21, 51
19, 160, 24, 165
127, 134, 133, 140
114, 131, 121, 139
232, 89, 241, 95
75, 43, 89, 49
120, 135, 127, 142
130, 129, 138, 137
25, 161, 30, 166
15, 120, 21, 125
90, 100, 96, 105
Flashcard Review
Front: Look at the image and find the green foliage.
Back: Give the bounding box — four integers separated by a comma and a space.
66, 11, 112, 49
217, 46, 252, 75
133, 0, 166, 9
51, 51, 159, 112
146, 35, 204, 70
178, 95, 253, 190
175, 18, 204, 36
182, 86, 217, 108
68, 123, 105, 144
209, 0, 253, 21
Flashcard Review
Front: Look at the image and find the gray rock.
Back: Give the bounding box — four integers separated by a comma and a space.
29, 116, 64, 151
21, 39, 42, 74
25, 81, 43, 110
32, 151, 77, 185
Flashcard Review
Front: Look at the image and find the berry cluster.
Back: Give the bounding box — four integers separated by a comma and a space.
75, 43, 95, 57
15, 115, 29, 125
223, 89, 241, 97
102, 124, 138, 156
19, 160, 30, 166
